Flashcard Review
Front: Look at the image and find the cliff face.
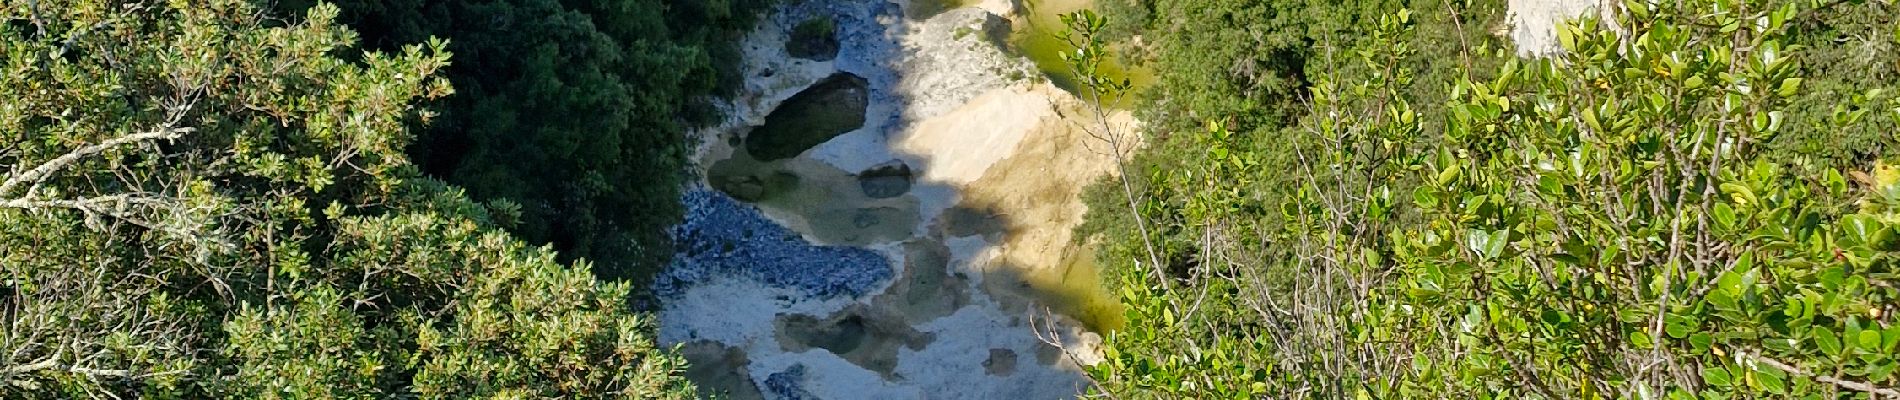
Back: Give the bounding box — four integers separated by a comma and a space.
657, 1, 1125, 399
1506, 0, 1620, 56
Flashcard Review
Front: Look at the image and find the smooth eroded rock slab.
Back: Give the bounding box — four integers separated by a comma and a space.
745, 72, 869, 161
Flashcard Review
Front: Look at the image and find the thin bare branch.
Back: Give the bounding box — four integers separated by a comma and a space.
1, 127, 194, 197
1743, 352, 1900, 397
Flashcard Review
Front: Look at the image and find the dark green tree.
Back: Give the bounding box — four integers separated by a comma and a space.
279, 0, 772, 282
1, 1, 695, 397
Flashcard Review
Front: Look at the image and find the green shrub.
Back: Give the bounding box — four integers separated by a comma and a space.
277, 0, 774, 284
1080, 0, 1900, 397
0, 2, 695, 397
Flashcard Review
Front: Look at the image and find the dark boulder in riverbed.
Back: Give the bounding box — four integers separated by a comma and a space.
787, 17, 840, 61
857, 159, 913, 199
745, 72, 869, 161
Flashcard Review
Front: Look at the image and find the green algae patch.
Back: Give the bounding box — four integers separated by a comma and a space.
706, 151, 919, 247
1009, 243, 1127, 332
1007, 0, 1154, 99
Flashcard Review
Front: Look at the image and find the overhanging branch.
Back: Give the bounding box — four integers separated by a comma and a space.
0, 127, 193, 197
1743, 351, 1900, 397
0, 194, 234, 250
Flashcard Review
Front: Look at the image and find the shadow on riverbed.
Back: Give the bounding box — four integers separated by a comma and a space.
662, 1, 1129, 399
688, 133, 1120, 399
702, 83, 1122, 328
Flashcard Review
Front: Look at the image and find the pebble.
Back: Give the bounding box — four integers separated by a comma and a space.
654, 190, 894, 300
764, 364, 819, 400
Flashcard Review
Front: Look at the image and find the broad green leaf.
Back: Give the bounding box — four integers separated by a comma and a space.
1845, 215, 1878, 244
1755, 368, 1786, 394
1702, 365, 1733, 387
1558, 25, 1579, 52
1465, 229, 1490, 259
1860, 330, 1884, 351
1713, 203, 1736, 231
1485, 229, 1509, 259
1689, 333, 1713, 353
1777, 78, 1803, 97
1716, 268, 1745, 296
1721, 183, 1758, 206
1437, 166, 1461, 187
1816, 327, 1843, 357
1707, 290, 1739, 311
1666, 318, 1692, 339
1414, 187, 1439, 207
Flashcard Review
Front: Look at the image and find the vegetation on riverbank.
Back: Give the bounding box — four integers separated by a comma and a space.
1075, 0, 1900, 397
13, 0, 1900, 397
276, 0, 773, 284
1010, 0, 1154, 94
1, 1, 704, 397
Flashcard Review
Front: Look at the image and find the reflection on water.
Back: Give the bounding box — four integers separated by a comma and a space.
1020, 243, 1125, 331
1006, 0, 1153, 99
707, 150, 920, 247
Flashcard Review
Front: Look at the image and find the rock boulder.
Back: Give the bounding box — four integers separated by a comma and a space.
857, 159, 914, 199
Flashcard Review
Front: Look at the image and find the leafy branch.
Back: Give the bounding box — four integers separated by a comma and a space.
1059, 9, 1170, 295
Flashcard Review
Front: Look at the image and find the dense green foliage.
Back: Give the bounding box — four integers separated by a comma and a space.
1765, 1, 1900, 172
1096, 0, 1504, 137
1079, 0, 1900, 397
277, 0, 772, 282
1, 1, 694, 397
1076, 0, 1507, 276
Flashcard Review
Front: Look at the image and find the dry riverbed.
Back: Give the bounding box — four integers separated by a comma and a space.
657, 1, 1132, 398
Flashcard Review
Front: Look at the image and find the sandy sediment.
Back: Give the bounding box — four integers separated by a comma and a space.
660, 1, 1118, 399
